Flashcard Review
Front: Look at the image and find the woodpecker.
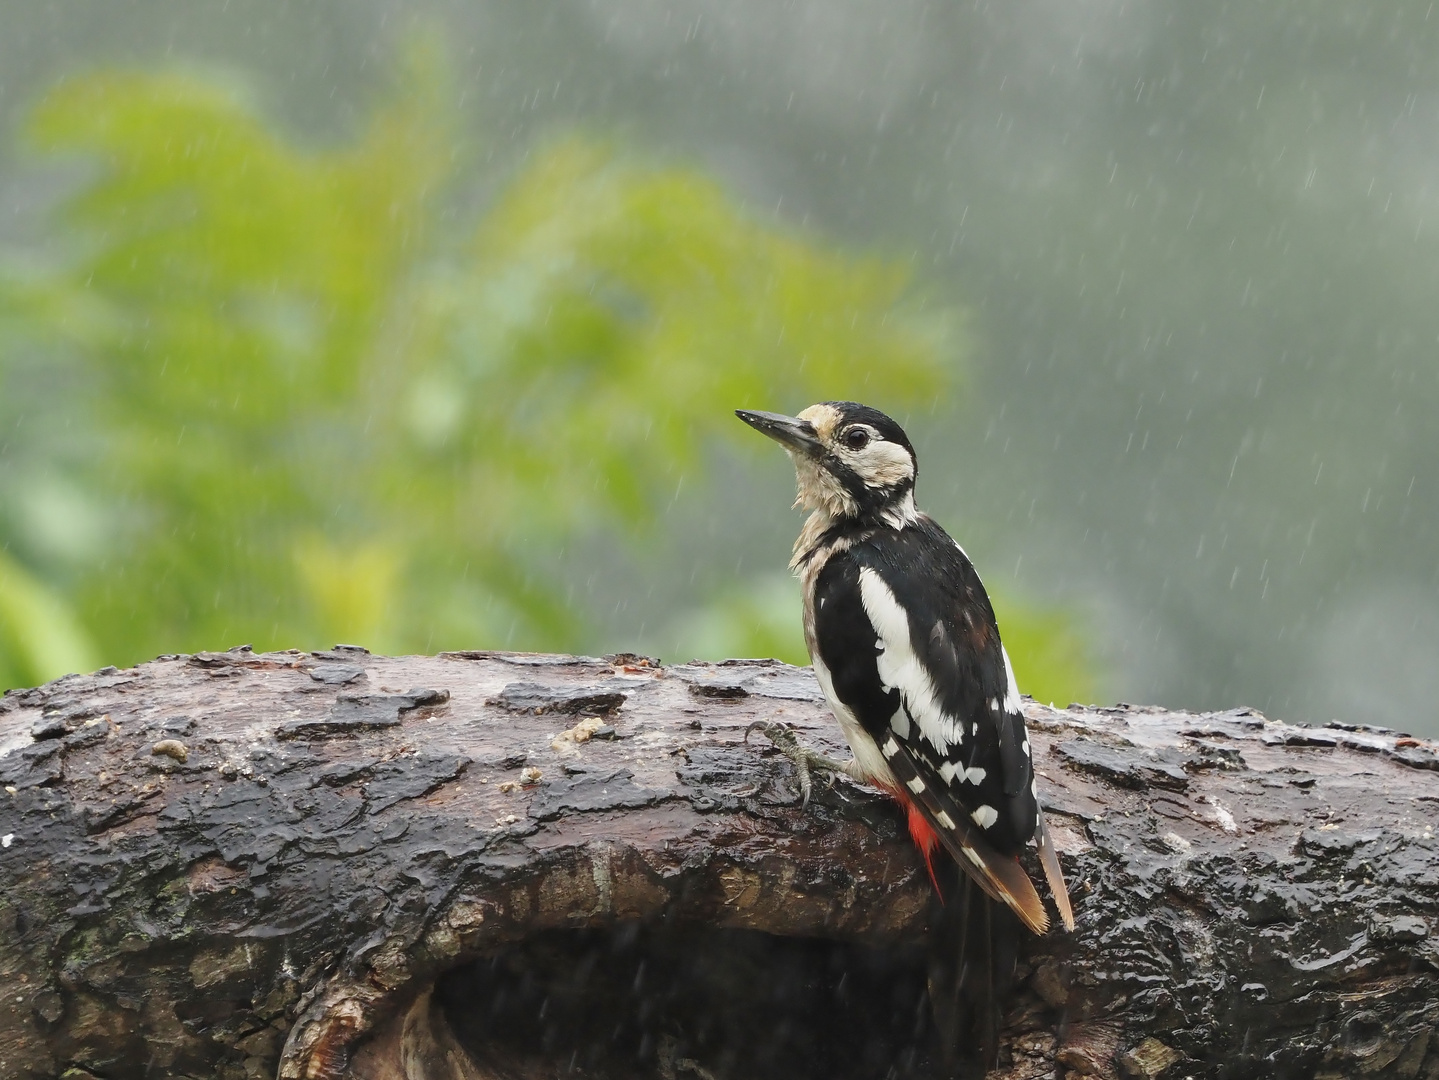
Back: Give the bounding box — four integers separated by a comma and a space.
736, 402, 1074, 937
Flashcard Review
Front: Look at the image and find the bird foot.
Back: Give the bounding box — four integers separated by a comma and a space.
744, 721, 850, 807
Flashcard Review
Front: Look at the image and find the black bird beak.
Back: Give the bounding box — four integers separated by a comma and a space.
735, 410, 823, 457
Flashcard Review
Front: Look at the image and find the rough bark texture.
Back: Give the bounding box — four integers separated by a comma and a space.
0, 647, 1436, 1080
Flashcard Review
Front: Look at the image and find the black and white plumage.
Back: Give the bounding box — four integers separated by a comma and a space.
737, 401, 1073, 937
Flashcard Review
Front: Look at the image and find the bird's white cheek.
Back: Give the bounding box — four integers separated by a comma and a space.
854, 442, 915, 488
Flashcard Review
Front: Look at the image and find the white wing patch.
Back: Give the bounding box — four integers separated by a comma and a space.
940, 760, 987, 784
1001, 645, 1023, 714
857, 568, 966, 752
890, 705, 911, 738
971, 804, 999, 829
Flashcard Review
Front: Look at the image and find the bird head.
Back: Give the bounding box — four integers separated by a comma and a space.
736, 401, 918, 526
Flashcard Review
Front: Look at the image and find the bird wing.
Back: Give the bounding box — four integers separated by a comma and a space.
811, 518, 1072, 933
869, 721, 1050, 933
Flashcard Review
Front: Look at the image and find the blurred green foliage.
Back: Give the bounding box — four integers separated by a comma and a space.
0, 44, 1093, 704
985, 593, 1096, 708
0, 550, 99, 689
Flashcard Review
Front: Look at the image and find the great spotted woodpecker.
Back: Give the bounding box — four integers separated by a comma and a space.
737, 401, 1074, 937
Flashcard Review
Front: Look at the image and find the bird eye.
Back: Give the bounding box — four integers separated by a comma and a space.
842, 427, 871, 451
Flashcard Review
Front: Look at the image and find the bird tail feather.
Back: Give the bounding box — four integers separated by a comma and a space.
1035, 807, 1075, 932
927, 864, 1020, 1077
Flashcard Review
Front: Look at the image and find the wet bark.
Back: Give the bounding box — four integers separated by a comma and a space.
0, 647, 1436, 1080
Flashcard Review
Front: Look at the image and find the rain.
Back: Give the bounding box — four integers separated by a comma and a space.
0, 8, 1436, 1074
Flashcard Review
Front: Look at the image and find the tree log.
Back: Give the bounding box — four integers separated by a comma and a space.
0, 647, 1436, 1080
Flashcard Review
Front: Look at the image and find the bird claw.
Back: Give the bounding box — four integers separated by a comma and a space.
744, 720, 844, 808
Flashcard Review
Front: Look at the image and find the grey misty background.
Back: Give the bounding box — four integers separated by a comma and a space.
1, 0, 1435, 736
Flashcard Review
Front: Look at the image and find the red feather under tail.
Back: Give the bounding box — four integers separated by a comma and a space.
905, 799, 945, 898
878, 784, 944, 898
